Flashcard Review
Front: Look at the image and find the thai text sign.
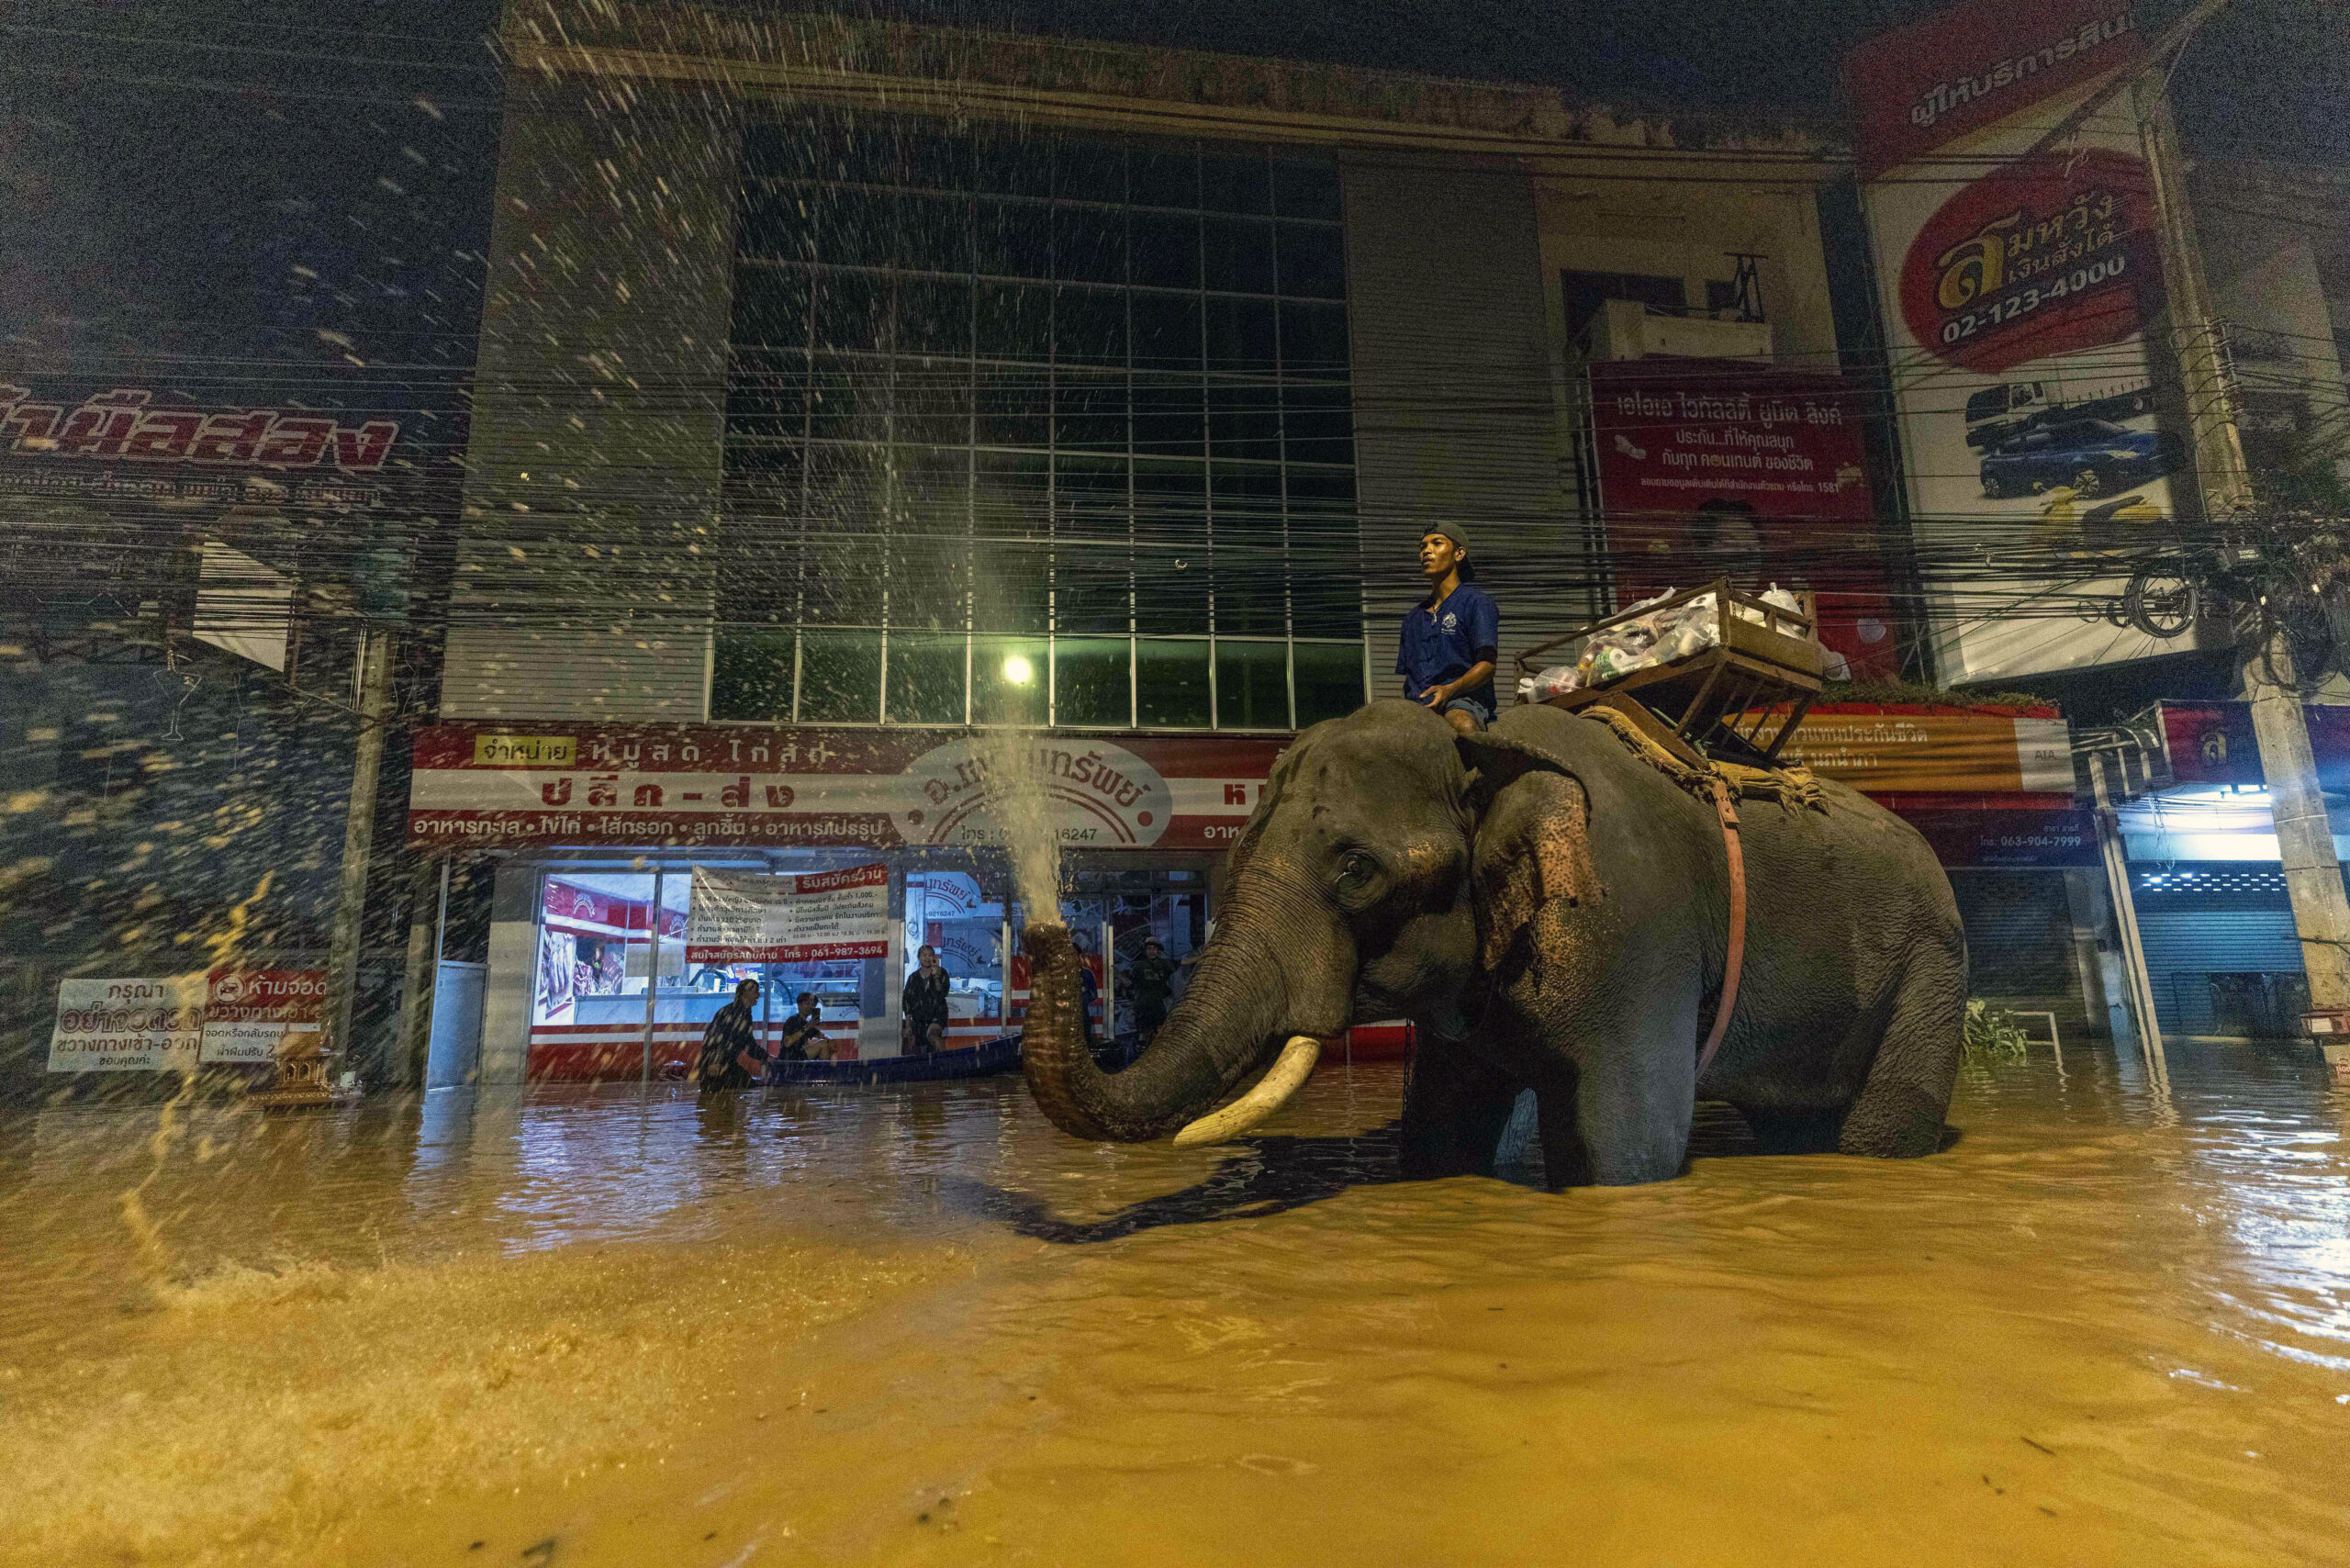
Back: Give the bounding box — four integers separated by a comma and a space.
48, 977, 206, 1073
1772, 711, 2075, 795
1, 383, 401, 508
686, 864, 890, 964
1843, 0, 2144, 180
408, 725, 1283, 851
1586, 359, 1897, 680
199, 969, 328, 1065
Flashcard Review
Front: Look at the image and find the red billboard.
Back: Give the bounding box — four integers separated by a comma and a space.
1843, 1, 2146, 180
1898, 148, 2156, 375
1586, 359, 1899, 680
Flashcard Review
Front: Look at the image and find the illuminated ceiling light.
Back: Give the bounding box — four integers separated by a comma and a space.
1002, 655, 1035, 685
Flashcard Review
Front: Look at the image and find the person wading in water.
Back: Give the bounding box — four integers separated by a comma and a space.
1397, 521, 1498, 736
695, 977, 771, 1092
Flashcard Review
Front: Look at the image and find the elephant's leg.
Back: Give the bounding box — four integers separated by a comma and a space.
1540, 1002, 1700, 1188
1399, 1046, 1521, 1179
1838, 942, 1964, 1159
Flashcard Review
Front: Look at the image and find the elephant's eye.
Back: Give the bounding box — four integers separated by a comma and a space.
1335, 851, 1380, 894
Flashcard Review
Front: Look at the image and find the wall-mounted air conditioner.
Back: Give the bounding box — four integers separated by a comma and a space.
1583, 297, 1773, 363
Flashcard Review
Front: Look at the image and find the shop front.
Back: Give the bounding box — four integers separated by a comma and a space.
2099, 701, 2350, 1042
408, 722, 1283, 1081
1769, 702, 2109, 1047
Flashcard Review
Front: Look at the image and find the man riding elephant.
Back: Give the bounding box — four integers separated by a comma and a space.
1020, 700, 1964, 1187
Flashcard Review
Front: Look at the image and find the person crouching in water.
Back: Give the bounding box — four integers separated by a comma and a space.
1398, 521, 1498, 735
695, 978, 770, 1092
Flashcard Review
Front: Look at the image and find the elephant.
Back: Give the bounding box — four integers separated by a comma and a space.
1020, 699, 1966, 1188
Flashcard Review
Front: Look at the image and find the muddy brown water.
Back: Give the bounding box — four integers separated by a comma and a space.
2, 1047, 2346, 1566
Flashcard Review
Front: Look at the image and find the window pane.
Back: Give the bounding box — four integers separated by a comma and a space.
1055, 638, 1132, 727
1129, 210, 1202, 291
1136, 639, 1212, 728
1281, 382, 1354, 465
972, 636, 1050, 725
1055, 140, 1125, 204
1203, 217, 1276, 296
1127, 145, 1199, 209
1131, 375, 1204, 456
1214, 639, 1290, 730
886, 633, 967, 724
975, 365, 1050, 448
1277, 223, 1347, 299
1207, 380, 1281, 460
1055, 285, 1127, 366
1271, 158, 1343, 221
1200, 151, 1271, 214
894, 275, 971, 358
1133, 459, 1210, 635
976, 280, 1053, 360
1131, 293, 1203, 373
711, 630, 796, 722
813, 271, 885, 353
976, 197, 1052, 280
1053, 204, 1126, 286
1278, 300, 1349, 378
1055, 370, 1129, 454
1292, 641, 1365, 726
733, 263, 812, 348
1204, 297, 1279, 374
799, 629, 882, 722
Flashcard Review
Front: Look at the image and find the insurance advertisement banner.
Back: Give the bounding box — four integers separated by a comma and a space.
1846, 1, 2197, 684
1587, 359, 1899, 680
685, 864, 890, 964
408, 725, 1289, 852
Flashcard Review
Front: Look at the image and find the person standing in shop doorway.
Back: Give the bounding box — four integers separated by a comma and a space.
1398, 521, 1499, 735
902, 945, 951, 1055
696, 977, 770, 1092
1124, 937, 1187, 1047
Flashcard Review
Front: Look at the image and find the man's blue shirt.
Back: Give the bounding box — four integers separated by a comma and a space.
1397, 580, 1499, 709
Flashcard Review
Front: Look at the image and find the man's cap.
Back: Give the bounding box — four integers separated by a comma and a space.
1419, 521, 1470, 553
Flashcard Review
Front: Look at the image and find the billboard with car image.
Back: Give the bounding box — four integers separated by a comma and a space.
1847, 1, 2203, 683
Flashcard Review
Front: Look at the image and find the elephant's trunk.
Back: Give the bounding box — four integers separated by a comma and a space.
1020, 872, 1349, 1143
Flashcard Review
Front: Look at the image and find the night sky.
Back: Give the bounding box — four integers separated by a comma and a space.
1, 0, 2341, 403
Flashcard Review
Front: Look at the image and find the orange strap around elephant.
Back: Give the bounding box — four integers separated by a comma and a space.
1696, 776, 1745, 1082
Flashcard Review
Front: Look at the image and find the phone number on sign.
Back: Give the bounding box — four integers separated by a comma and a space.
1940, 254, 2130, 345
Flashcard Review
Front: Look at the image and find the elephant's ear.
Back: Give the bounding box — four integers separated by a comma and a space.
1460, 748, 1601, 974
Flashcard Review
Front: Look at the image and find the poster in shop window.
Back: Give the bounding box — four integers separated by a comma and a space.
1846, 0, 2200, 684
686, 864, 890, 964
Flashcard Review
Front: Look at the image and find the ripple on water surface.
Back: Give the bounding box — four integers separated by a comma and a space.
0, 1046, 2345, 1566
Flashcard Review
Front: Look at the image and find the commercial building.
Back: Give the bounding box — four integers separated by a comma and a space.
393, 1, 2131, 1084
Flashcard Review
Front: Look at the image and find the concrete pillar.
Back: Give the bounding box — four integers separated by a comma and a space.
476, 860, 540, 1085
323, 626, 394, 1084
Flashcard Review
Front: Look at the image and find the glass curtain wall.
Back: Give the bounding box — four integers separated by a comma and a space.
716, 111, 1365, 732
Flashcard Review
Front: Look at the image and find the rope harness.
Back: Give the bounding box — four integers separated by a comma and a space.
1570, 705, 1824, 1083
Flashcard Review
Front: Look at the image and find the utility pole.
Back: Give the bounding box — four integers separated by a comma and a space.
2136, 78, 2350, 1072
324, 624, 396, 1086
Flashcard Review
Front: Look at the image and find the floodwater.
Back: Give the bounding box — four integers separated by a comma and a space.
2, 1047, 2346, 1567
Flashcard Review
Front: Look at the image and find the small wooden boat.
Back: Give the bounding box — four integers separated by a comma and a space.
764, 1034, 1023, 1086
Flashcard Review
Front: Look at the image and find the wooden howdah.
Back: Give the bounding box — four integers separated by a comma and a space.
1511, 578, 1825, 765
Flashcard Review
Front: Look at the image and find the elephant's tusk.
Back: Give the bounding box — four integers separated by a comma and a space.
1171, 1036, 1323, 1148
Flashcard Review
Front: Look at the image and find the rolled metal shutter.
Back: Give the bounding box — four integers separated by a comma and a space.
1339, 153, 1573, 704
